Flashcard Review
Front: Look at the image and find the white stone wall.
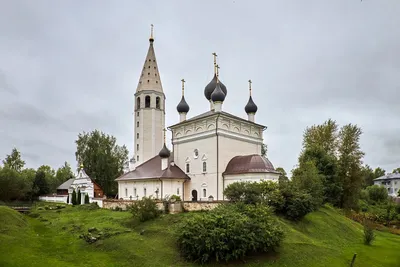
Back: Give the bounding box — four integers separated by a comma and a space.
171, 112, 265, 201
224, 172, 280, 189
118, 179, 184, 200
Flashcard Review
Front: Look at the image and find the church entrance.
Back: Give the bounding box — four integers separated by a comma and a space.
191, 190, 198, 201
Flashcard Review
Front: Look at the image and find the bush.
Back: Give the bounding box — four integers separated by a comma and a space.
363, 220, 375, 245
71, 190, 77, 205
366, 185, 388, 203
84, 194, 89, 204
129, 197, 160, 222
169, 195, 181, 202
77, 190, 81, 205
176, 203, 284, 263
223, 182, 261, 204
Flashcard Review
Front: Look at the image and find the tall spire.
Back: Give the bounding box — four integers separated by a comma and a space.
136, 25, 163, 93
149, 24, 154, 42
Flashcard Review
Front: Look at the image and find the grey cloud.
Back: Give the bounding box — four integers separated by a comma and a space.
1, 0, 400, 175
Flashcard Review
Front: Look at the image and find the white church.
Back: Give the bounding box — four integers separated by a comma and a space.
116, 28, 280, 201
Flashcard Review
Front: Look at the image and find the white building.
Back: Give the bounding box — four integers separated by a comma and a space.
116, 28, 280, 201
67, 165, 104, 204
373, 172, 400, 197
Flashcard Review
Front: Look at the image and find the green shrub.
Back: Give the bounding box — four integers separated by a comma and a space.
366, 185, 388, 203
176, 203, 284, 263
128, 197, 160, 222
84, 194, 89, 204
77, 190, 81, 205
169, 195, 181, 202
363, 220, 375, 245
71, 190, 77, 205
224, 181, 262, 204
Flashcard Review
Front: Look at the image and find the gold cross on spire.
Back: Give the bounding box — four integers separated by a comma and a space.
215, 65, 220, 83
163, 128, 167, 144
248, 79, 252, 96
212, 52, 218, 74
181, 78, 185, 96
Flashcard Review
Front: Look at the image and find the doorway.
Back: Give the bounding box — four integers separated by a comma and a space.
191, 190, 198, 201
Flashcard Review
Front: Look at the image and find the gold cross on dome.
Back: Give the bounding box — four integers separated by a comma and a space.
248, 79, 252, 96
212, 52, 218, 74
163, 128, 167, 143
181, 78, 185, 96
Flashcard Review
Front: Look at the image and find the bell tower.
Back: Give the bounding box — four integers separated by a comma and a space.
134, 25, 165, 165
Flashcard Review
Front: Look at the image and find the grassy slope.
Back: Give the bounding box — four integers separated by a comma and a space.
1, 205, 400, 267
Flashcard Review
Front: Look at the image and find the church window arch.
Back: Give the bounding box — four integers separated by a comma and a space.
148, 66, 150, 68
145, 96, 151, 108
136, 97, 141, 109
156, 97, 160, 109
156, 81, 158, 83
134, 188, 137, 197
148, 72, 150, 75
203, 188, 207, 198
144, 188, 147, 197
147, 80, 150, 83
137, 121, 139, 127
125, 188, 128, 197
177, 187, 180, 195
137, 155, 139, 161
194, 149, 199, 158
137, 144, 139, 151
137, 133, 139, 139
155, 73, 157, 77
202, 161, 207, 173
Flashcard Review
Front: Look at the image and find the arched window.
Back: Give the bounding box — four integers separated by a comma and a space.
203, 188, 207, 198
137, 121, 139, 127
137, 155, 139, 161
134, 188, 137, 196
137, 144, 139, 151
156, 97, 160, 109
136, 97, 140, 109
144, 188, 147, 197
145, 96, 151, 108
125, 188, 128, 197
194, 149, 199, 158
202, 162, 207, 173
186, 163, 190, 173
137, 133, 139, 139
177, 187, 180, 195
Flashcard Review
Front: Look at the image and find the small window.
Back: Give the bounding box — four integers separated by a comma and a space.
137, 121, 139, 127
137, 155, 139, 161
137, 144, 139, 151
136, 97, 140, 109
134, 188, 137, 196
144, 188, 147, 196
155, 73, 157, 76
148, 66, 150, 68
147, 80, 150, 83
203, 162, 207, 172
203, 188, 206, 198
149, 59, 151, 62
186, 163, 190, 173
141, 73, 143, 77
125, 188, 128, 197
137, 112, 139, 116
194, 149, 199, 158
137, 133, 139, 139
156, 81, 158, 83
156, 97, 160, 109
148, 72, 150, 75
154, 66, 156, 69
145, 96, 151, 108
139, 81, 142, 84
177, 187, 180, 195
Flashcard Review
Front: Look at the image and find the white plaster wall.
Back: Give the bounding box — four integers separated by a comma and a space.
118, 179, 184, 200
224, 172, 280, 189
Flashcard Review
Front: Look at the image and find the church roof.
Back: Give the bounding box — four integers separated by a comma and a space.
135, 37, 163, 94
169, 110, 266, 129
57, 178, 74, 190
115, 155, 190, 181
223, 154, 280, 175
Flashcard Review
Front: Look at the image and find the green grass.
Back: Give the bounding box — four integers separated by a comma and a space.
1, 204, 400, 267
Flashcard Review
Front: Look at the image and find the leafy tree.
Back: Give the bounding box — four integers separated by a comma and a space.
223, 182, 262, 204
302, 119, 338, 155
75, 130, 129, 196
37, 165, 57, 193
77, 189, 81, 205
261, 143, 268, 157
374, 167, 386, 178
0, 166, 24, 201
276, 167, 289, 183
361, 165, 375, 188
337, 124, 364, 209
393, 168, 400, 174
2, 148, 25, 172
366, 185, 388, 203
292, 160, 324, 208
32, 170, 49, 197
20, 168, 37, 201
54, 162, 73, 190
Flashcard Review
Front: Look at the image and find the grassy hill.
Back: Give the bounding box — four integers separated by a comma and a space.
1, 204, 400, 267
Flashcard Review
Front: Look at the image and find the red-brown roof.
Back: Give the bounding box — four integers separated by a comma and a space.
115, 155, 190, 181
223, 154, 279, 175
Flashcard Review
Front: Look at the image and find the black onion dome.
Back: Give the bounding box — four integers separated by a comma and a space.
176, 96, 190, 113
211, 83, 226, 102
245, 96, 258, 114
158, 144, 170, 158
204, 74, 227, 100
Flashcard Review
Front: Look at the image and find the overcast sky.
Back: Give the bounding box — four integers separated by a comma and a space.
1, 0, 399, 175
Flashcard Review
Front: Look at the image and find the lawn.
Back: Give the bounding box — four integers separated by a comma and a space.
1, 203, 400, 267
